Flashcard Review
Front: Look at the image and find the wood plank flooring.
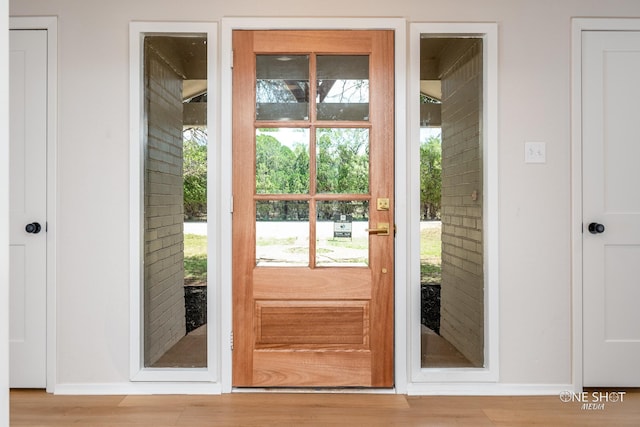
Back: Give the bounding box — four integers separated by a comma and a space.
10, 388, 640, 426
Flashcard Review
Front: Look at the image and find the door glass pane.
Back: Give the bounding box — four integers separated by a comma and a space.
316, 128, 369, 194
419, 36, 484, 369
256, 200, 309, 266
256, 55, 309, 121
317, 55, 369, 121
316, 201, 369, 267
143, 34, 207, 368
256, 128, 310, 194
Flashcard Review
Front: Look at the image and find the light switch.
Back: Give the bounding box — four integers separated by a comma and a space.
525, 142, 546, 164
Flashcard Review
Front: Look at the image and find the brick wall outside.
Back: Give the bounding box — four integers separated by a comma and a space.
439, 39, 484, 367
144, 42, 186, 366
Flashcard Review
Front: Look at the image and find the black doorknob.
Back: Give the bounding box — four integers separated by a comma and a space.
25, 222, 42, 234
588, 222, 605, 234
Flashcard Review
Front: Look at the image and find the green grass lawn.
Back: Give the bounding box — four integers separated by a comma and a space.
185, 226, 442, 283
326, 237, 369, 250
257, 237, 296, 246
184, 234, 207, 283
420, 224, 442, 285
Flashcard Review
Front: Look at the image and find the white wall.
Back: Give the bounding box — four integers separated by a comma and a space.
1, 0, 9, 421
8, 0, 640, 389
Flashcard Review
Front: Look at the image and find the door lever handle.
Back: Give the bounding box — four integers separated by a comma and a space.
366, 223, 389, 236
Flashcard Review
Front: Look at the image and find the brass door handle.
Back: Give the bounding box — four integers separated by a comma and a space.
366, 223, 389, 236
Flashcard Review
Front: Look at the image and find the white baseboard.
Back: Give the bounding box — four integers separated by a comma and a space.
406, 383, 576, 396
53, 382, 575, 396
53, 382, 223, 395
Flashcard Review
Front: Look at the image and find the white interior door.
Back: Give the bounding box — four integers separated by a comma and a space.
582, 30, 640, 387
9, 29, 48, 388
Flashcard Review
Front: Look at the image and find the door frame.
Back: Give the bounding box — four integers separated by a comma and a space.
220, 18, 407, 393
570, 18, 640, 392
9, 16, 58, 393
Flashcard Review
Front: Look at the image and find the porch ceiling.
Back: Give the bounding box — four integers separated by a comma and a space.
145, 35, 207, 101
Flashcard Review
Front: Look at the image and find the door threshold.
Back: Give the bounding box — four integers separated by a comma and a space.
232, 387, 397, 394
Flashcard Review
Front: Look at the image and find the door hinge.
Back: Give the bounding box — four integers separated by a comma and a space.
231, 50, 234, 69
230, 331, 234, 351
230, 196, 234, 214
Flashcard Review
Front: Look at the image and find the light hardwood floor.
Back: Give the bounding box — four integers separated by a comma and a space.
9, 388, 640, 426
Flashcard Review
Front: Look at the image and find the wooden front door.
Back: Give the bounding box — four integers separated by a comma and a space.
232, 30, 394, 387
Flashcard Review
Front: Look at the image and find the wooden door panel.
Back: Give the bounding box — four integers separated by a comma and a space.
253, 268, 371, 299
255, 300, 369, 348
253, 352, 372, 387
251, 30, 374, 53
233, 29, 394, 387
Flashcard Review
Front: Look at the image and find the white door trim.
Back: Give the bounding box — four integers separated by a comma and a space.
220, 17, 407, 393
9, 16, 57, 393
1, 5, 9, 422
570, 18, 640, 392
407, 23, 499, 390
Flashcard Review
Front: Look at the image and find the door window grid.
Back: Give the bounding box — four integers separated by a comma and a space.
254, 53, 372, 268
